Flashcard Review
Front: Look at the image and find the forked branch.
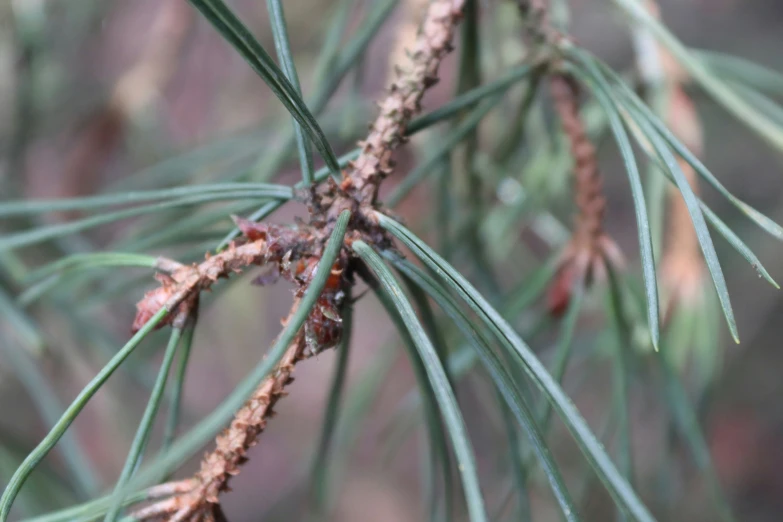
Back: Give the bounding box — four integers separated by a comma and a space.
131, 0, 466, 519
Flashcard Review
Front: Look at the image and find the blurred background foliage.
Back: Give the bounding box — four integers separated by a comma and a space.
0, 0, 782, 521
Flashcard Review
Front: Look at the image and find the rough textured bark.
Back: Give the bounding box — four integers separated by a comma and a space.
338, 0, 466, 207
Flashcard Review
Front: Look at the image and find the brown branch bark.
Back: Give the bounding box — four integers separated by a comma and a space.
337, 0, 466, 208
188, 326, 305, 512
130, 318, 306, 520
133, 234, 279, 332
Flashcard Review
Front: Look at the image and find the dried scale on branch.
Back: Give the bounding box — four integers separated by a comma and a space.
130, 0, 466, 518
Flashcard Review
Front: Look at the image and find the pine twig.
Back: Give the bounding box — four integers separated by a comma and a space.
132, 222, 304, 333
547, 73, 623, 316
386, 0, 430, 84
338, 0, 466, 207
189, 327, 304, 511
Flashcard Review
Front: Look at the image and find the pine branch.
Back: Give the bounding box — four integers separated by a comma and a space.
128, 2, 467, 518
